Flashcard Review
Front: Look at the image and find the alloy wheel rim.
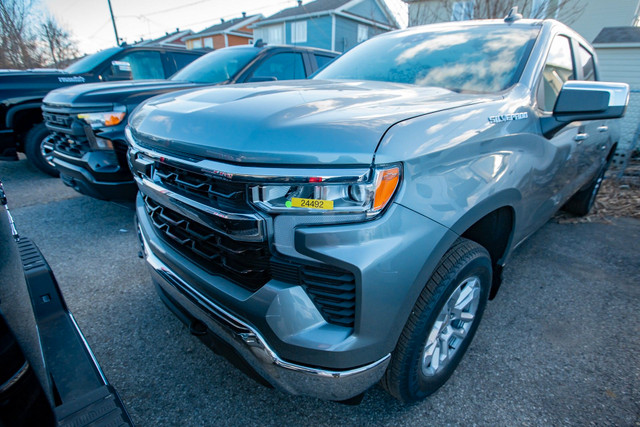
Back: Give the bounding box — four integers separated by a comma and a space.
40, 138, 55, 167
421, 276, 481, 377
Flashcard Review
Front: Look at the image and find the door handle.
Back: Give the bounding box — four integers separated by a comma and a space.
574, 133, 589, 142
597, 126, 609, 132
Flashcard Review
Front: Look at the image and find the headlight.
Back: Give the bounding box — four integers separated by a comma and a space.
251, 164, 401, 217
78, 105, 126, 128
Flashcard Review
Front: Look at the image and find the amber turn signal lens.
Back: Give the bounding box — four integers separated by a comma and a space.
104, 112, 126, 126
373, 167, 400, 211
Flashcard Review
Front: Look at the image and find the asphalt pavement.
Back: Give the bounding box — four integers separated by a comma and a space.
1, 157, 639, 426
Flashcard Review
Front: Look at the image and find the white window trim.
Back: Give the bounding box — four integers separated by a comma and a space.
291, 20, 307, 43
357, 24, 369, 43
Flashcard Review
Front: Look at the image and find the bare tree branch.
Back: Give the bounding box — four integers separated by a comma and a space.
0, 0, 78, 69
408, 0, 585, 27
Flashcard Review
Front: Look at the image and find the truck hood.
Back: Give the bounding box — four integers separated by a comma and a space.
43, 79, 202, 108
130, 80, 493, 166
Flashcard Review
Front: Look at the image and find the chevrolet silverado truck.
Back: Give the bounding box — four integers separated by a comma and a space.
0, 45, 204, 176
125, 16, 628, 403
42, 43, 338, 201
0, 180, 132, 424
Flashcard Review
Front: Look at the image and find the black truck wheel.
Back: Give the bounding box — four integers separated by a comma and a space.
563, 164, 607, 216
24, 123, 58, 177
381, 238, 491, 403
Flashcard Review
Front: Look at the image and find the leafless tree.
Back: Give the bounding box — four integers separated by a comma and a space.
408, 0, 586, 27
41, 14, 78, 68
0, 0, 78, 69
0, 0, 40, 69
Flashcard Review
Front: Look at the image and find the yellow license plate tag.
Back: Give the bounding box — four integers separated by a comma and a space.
290, 197, 334, 210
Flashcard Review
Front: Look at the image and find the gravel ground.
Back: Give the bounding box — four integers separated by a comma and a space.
2, 158, 639, 426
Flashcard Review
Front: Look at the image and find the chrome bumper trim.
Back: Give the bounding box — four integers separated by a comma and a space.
138, 224, 390, 400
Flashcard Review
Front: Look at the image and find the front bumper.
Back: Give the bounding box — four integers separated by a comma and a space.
53, 149, 136, 201
141, 224, 391, 400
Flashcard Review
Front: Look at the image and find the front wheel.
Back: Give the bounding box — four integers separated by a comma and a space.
381, 238, 491, 403
24, 123, 58, 177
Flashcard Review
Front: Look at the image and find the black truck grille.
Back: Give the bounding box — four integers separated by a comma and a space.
271, 259, 356, 328
50, 132, 91, 157
143, 196, 270, 291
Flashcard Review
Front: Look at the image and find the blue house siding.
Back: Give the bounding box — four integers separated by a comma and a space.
285, 16, 333, 51
334, 16, 385, 52
344, 0, 389, 24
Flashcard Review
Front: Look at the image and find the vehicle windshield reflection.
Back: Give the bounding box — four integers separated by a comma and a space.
315, 25, 540, 93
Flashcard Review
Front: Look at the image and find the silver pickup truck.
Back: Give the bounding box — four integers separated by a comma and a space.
125, 16, 628, 403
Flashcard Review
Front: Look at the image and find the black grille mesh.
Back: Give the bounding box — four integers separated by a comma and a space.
271, 259, 356, 328
144, 196, 270, 291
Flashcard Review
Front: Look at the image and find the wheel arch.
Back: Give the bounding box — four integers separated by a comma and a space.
6, 102, 44, 135
448, 189, 520, 299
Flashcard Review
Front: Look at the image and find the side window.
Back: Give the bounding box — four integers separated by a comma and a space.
537, 35, 575, 112
251, 53, 305, 81
314, 54, 335, 73
577, 45, 596, 81
115, 51, 164, 80
172, 53, 199, 73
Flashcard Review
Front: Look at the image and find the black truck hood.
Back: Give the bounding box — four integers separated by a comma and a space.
43, 79, 203, 108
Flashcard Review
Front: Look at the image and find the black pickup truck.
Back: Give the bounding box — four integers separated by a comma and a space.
0, 45, 204, 176
42, 43, 338, 201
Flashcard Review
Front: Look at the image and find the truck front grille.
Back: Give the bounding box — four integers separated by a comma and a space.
154, 162, 250, 213
271, 259, 356, 328
143, 195, 270, 291
50, 132, 91, 158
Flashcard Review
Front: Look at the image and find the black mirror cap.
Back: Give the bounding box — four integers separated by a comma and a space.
542, 81, 629, 138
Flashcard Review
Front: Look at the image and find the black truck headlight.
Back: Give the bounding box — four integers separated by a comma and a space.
78, 105, 126, 128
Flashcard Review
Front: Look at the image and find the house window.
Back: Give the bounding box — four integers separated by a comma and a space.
191, 39, 203, 49
357, 24, 369, 43
452, 1, 474, 21
203, 37, 213, 49
260, 24, 285, 44
530, 0, 548, 18
291, 21, 307, 43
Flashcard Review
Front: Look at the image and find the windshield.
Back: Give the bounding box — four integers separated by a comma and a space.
314, 25, 540, 93
170, 47, 259, 84
65, 47, 122, 74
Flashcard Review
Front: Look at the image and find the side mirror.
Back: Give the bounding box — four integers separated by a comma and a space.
107, 60, 133, 81
542, 81, 629, 137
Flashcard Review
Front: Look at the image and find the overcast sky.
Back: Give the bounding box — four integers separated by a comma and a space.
42, 0, 408, 55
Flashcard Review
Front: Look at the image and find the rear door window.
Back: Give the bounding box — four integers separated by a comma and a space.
250, 53, 306, 81
577, 45, 596, 81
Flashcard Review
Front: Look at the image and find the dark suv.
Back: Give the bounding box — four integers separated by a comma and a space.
0, 45, 204, 176
42, 43, 338, 201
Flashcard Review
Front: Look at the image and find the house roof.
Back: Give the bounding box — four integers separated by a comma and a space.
264, 0, 351, 21
255, 0, 398, 28
136, 29, 194, 47
185, 14, 261, 40
593, 27, 640, 44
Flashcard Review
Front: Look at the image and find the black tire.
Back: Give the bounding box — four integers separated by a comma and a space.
381, 238, 491, 403
563, 162, 607, 216
24, 123, 58, 177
